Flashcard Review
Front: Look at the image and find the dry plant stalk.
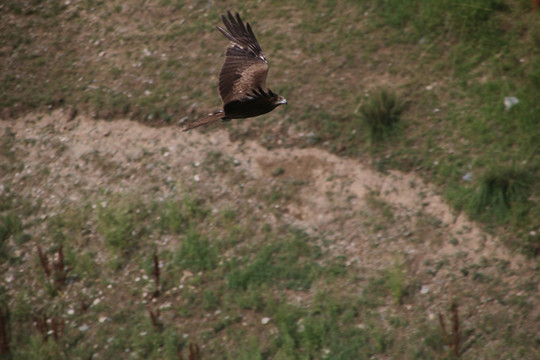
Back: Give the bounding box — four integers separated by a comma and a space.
178, 343, 201, 360
438, 301, 461, 357
451, 302, 460, 357
50, 317, 65, 343
438, 312, 450, 348
37, 244, 70, 287
147, 308, 160, 328
0, 306, 10, 355
33, 313, 48, 343
33, 313, 65, 343
153, 252, 161, 298
54, 244, 67, 285
188, 343, 200, 360
37, 245, 51, 278
80, 299, 90, 312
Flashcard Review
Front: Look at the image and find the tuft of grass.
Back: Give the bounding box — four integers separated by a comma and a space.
0, 212, 27, 259
97, 198, 150, 257
157, 199, 188, 235
0, 212, 22, 244
175, 229, 218, 272
385, 261, 408, 305
227, 229, 319, 292
467, 165, 533, 223
359, 89, 406, 141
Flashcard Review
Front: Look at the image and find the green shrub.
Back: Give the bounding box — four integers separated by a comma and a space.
359, 89, 405, 141
468, 166, 533, 222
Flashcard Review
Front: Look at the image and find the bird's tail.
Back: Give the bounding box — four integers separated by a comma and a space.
182, 111, 227, 132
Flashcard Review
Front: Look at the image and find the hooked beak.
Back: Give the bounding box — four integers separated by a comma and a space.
278, 97, 288, 105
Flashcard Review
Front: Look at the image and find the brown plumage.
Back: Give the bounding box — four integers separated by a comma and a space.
183, 11, 287, 131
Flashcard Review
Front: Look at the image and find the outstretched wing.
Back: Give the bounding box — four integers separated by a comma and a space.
217, 11, 269, 105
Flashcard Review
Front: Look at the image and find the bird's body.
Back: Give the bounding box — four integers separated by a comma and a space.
183, 11, 287, 131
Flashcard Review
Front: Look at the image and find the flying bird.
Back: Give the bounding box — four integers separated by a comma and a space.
183, 11, 287, 131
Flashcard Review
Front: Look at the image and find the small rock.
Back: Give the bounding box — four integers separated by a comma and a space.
504, 96, 519, 110
261, 317, 271, 325
322, 348, 330, 355
159, 302, 172, 310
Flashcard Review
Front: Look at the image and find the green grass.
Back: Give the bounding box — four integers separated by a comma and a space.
176, 229, 218, 272
97, 199, 148, 256
157, 196, 209, 235
467, 165, 534, 223
359, 89, 406, 142
385, 261, 408, 305
227, 229, 320, 292
0, 213, 22, 244
376, 0, 509, 41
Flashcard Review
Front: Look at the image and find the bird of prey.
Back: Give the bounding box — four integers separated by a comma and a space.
183, 11, 287, 131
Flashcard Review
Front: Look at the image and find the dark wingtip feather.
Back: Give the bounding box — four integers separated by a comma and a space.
223, 11, 231, 25
218, 10, 264, 58
235, 12, 243, 26
228, 11, 238, 32
246, 22, 254, 37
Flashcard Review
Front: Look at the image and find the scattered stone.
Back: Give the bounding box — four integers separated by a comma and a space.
504, 96, 519, 110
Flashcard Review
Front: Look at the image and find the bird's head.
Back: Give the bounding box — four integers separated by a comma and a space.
268, 88, 287, 107
276, 95, 288, 106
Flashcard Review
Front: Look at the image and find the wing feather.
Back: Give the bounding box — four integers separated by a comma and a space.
217, 12, 269, 104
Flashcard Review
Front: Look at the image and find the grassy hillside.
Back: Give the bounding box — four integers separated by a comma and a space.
1, 0, 539, 358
